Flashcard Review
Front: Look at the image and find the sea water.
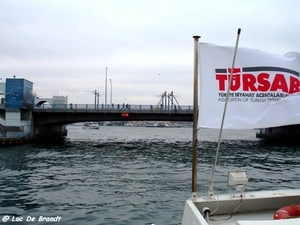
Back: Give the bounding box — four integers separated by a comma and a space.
0, 125, 299, 225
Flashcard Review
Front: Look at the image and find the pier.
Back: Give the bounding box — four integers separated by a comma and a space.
256, 124, 300, 144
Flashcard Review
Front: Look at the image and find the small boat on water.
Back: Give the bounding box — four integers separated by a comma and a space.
182, 31, 300, 225
82, 122, 100, 129
146, 122, 170, 127
146, 122, 182, 128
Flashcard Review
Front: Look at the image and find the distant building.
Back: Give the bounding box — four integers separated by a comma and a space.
0, 78, 69, 139
0, 78, 34, 138
35, 95, 68, 109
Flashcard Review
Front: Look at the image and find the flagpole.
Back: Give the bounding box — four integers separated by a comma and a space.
192, 35, 200, 199
208, 28, 241, 197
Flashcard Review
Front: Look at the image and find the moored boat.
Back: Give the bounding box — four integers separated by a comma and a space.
145, 122, 183, 128
146, 122, 170, 127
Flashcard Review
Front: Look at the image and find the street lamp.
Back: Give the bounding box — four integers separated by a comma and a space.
105, 67, 108, 108
93, 90, 98, 109
109, 79, 112, 105
97, 92, 100, 109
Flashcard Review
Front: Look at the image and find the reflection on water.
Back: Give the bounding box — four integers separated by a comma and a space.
0, 126, 299, 225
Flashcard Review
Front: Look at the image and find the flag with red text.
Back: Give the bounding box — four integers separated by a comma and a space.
198, 43, 300, 129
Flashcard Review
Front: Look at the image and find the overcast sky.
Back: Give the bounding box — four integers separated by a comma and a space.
0, 0, 299, 106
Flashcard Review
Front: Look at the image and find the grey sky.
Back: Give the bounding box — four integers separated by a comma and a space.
0, 0, 299, 105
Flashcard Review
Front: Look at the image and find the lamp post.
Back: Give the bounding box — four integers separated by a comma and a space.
105, 67, 108, 108
109, 79, 112, 105
93, 90, 98, 109
97, 92, 100, 109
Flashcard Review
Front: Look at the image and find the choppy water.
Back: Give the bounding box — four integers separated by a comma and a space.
0, 126, 299, 225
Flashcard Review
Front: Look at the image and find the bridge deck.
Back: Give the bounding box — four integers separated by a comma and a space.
32, 104, 193, 126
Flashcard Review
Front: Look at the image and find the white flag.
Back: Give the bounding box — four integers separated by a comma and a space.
198, 43, 300, 129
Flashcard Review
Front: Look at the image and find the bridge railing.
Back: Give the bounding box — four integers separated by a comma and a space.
36, 103, 193, 112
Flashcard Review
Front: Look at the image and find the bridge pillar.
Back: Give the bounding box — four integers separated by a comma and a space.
34, 124, 67, 139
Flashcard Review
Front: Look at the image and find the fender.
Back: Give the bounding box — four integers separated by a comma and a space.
274, 204, 300, 220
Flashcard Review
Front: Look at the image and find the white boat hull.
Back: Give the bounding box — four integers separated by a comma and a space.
82, 126, 99, 129
82, 122, 100, 129
182, 189, 300, 225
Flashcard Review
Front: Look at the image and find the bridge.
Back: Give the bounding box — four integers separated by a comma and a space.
32, 103, 193, 126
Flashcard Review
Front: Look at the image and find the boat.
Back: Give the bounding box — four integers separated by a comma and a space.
146, 122, 171, 127
182, 30, 300, 224
146, 122, 182, 128
82, 122, 100, 129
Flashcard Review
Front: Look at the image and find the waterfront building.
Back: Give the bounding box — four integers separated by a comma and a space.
0, 78, 33, 138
